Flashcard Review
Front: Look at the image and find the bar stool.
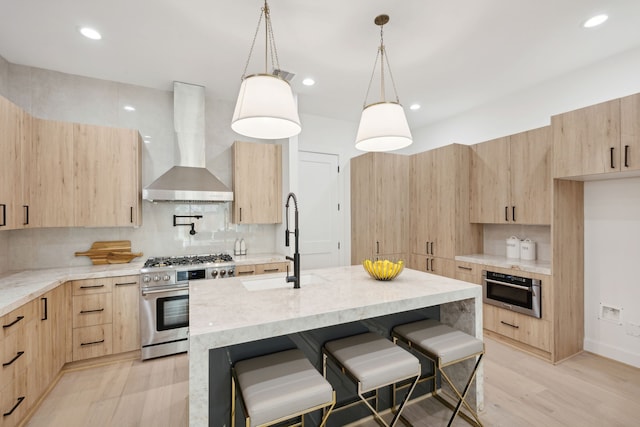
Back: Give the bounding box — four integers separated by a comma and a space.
322, 332, 421, 426
231, 348, 336, 427
392, 319, 484, 427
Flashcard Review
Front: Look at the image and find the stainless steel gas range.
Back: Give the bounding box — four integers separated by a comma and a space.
139, 253, 236, 360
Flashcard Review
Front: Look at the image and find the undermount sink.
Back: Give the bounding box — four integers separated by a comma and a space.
241, 274, 327, 291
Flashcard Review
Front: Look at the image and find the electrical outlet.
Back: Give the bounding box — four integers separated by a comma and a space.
626, 322, 640, 338
599, 303, 623, 325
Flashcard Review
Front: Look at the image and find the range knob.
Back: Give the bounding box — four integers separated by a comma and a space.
211, 270, 218, 278
227, 268, 235, 276
153, 275, 160, 282
142, 275, 151, 283
220, 269, 226, 277
162, 274, 171, 282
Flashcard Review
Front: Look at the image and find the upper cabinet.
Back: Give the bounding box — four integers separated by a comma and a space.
0, 96, 29, 230
470, 126, 551, 224
28, 118, 75, 228
553, 93, 640, 178
351, 152, 409, 264
1, 94, 142, 230
74, 124, 142, 227
410, 144, 482, 277
232, 141, 282, 224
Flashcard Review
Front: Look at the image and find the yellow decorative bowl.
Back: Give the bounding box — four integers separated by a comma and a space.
363, 259, 404, 281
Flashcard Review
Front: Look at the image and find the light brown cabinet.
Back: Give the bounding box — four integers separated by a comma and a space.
351, 152, 409, 264
0, 96, 29, 230
74, 124, 142, 227
470, 126, 552, 224
409, 144, 481, 278
553, 94, 640, 178
235, 262, 290, 276
70, 275, 140, 360
28, 118, 75, 227
232, 141, 282, 224
112, 276, 140, 354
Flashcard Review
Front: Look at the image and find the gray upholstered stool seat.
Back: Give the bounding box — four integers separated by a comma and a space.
322, 332, 420, 427
392, 319, 484, 427
232, 348, 335, 427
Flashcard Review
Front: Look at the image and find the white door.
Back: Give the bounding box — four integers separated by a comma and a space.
298, 151, 340, 268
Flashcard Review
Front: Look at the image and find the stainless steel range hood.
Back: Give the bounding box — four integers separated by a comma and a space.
143, 82, 233, 203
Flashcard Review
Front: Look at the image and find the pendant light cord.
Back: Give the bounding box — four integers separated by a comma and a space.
240, 0, 282, 79
362, 18, 401, 108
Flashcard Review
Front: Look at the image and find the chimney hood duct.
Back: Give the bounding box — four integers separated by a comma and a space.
143, 82, 234, 203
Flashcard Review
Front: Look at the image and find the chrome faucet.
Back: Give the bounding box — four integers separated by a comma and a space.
285, 192, 300, 289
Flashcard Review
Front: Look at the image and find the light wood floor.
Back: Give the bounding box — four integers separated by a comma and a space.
24, 338, 640, 427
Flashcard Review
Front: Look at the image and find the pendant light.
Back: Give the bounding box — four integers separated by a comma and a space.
231, 0, 301, 140
355, 15, 412, 152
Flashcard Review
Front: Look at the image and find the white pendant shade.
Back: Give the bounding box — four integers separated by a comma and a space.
355, 102, 412, 152
231, 74, 301, 139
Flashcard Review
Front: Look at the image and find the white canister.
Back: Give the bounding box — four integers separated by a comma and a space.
520, 239, 537, 261
506, 236, 521, 259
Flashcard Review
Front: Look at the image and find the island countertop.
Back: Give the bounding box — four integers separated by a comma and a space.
188, 265, 483, 426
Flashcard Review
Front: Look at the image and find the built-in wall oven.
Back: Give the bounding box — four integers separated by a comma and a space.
140, 254, 236, 360
482, 270, 541, 318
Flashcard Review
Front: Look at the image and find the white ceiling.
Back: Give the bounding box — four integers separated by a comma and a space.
2, 0, 640, 129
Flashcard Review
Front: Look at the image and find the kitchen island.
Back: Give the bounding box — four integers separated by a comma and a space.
188, 265, 483, 426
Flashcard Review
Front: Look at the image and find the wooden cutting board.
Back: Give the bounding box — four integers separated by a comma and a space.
75, 240, 143, 265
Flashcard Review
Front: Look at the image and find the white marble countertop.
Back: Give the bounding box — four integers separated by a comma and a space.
455, 253, 552, 275
0, 263, 145, 317
188, 265, 482, 426
231, 253, 288, 266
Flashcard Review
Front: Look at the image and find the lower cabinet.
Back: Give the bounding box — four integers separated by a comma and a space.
483, 304, 552, 353
235, 261, 290, 276
410, 254, 455, 279
71, 275, 139, 361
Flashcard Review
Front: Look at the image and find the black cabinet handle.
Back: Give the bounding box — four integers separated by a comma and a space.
3, 396, 25, 417
610, 147, 615, 169
23, 205, 29, 225
625, 145, 630, 168
376, 241, 380, 254
80, 308, 104, 314
457, 266, 473, 271
430, 258, 435, 272
2, 351, 25, 367
425, 259, 430, 271
41, 297, 48, 321
80, 284, 105, 289
430, 242, 434, 255
2, 316, 24, 329
0, 204, 5, 227
80, 339, 105, 346
115, 281, 137, 287
425, 242, 429, 254
130, 206, 133, 223
263, 268, 280, 272
500, 320, 520, 329
512, 206, 516, 222
239, 207, 242, 222
505, 206, 509, 222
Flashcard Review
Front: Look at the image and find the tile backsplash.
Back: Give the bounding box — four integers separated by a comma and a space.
482, 224, 551, 262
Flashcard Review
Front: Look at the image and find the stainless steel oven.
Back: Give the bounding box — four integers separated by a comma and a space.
140, 254, 236, 360
482, 270, 541, 318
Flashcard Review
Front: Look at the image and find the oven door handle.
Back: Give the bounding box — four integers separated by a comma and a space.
141, 286, 188, 296
485, 278, 534, 292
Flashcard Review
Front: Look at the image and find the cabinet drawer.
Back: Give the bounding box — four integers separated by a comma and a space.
0, 318, 36, 388
236, 264, 257, 276
72, 324, 113, 361
454, 261, 482, 284
72, 294, 113, 328
484, 304, 551, 352
1, 301, 37, 340
72, 278, 114, 295
256, 262, 289, 274
0, 372, 29, 427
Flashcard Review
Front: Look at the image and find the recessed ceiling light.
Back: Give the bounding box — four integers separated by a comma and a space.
302, 78, 315, 86
409, 104, 421, 111
123, 105, 136, 112
79, 27, 102, 40
583, 14, 608, 28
